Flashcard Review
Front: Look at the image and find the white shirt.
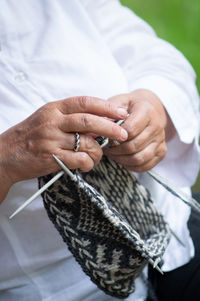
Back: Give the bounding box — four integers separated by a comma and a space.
0, 0, 199, 300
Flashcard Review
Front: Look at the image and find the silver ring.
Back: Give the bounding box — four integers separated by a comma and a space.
73, 132, 80, 152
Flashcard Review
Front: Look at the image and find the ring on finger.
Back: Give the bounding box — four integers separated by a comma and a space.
73, 132, 80, 152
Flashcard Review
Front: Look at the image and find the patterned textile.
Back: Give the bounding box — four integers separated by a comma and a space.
39, 156, 170, 299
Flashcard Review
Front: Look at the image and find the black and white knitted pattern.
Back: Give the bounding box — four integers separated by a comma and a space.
39, 156, 170, 299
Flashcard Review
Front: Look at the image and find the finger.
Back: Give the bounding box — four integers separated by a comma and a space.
57, 132, 103, 166
55, 150, 95, 172
125, 143, 167, 172
104, 127, 165, 156
59, 113, 128, 142
106, 141, 166, 167
121, 103, 150, 140
57, 96, 128, 120
124, 154, 163, 172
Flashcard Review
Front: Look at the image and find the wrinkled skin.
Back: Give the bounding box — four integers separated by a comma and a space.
0, 90, 175, 203
104, 89, 175, 172
0, 96, 128, 202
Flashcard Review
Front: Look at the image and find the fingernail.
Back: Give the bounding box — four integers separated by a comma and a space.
117, 107, 128, 117
121, 129, 128, 140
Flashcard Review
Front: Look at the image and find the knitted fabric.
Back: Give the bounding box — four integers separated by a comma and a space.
39, 156, 170, 299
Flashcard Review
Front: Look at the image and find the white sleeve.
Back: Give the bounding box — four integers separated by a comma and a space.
83, 0, 200, 186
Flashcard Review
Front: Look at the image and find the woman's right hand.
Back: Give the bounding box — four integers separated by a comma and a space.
0, 96, 128, 201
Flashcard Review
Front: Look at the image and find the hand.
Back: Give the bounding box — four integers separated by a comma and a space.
0, 96, 128, 201
104, 90, 175, 172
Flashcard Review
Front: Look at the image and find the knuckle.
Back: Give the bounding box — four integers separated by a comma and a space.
83, 135, 94, 151
37, 103, 59, 126
79, 96, 91, 111
83, 136, 102, 163
81, 114, 92, 129
42, 102, 55, 114
145, 148, 153, 160
154, 123, 164, 135
106, 101, 113, 114
133, 153, 144, 166
78, 152, 94, 172
77, 152, 88, 165
126, 141, 136, 153
158, 144, 167, 159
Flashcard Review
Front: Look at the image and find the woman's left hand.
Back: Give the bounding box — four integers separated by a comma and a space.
104, 90, 175, 172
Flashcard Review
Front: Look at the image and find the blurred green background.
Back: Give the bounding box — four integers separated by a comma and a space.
121, 0, 200, 191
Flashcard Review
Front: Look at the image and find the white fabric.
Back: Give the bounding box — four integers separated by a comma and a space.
0, 0, 199, 300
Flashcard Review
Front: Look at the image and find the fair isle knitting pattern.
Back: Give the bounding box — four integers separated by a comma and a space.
39, 156, 170, 299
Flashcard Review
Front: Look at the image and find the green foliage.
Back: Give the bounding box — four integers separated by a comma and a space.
121, 0, 200, 191
121, 0, 200, 91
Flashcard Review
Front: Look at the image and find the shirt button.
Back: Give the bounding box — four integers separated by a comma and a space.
15, 71, 27, 82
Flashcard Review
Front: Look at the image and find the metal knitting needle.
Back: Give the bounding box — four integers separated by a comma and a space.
9, 129, 115, 220
9, 157, 75, 220
148, 259, 164, 275
48, 156, 165, 276
9, 170, 64, 219
8, 118, 126, 219
12, 118, 196, 221
9, 152, 199, 220
52, 155, 77, 180
147, 170, 200, 213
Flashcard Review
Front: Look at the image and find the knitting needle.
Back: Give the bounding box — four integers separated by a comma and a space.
10, 118, 198, 220
8, 119, 126, 219
9, 170, 64, 219
147, 170, 200, 213
148, 259, 164, 275
52, 155, 77, 180
9, 128, 116, 220
50, 155, 165, 276
9, 157, 199, 220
